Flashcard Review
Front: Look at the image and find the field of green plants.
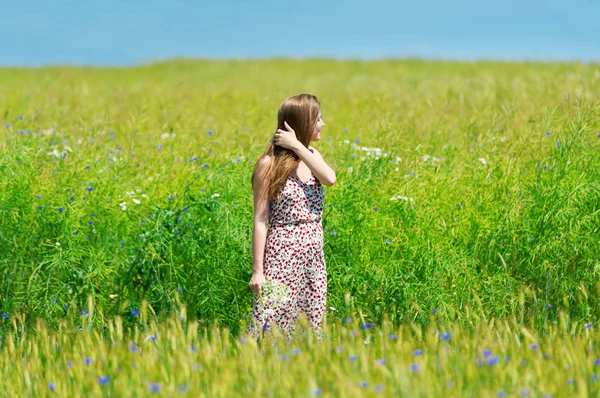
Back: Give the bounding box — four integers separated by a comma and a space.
0, 59, 599, 395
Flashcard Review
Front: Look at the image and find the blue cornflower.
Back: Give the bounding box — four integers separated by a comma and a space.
178, 385, 188, 392
51, 297, 57, 304
81, 310, 89, 316
85, 165, 91, 169
482, 349, 492, 357
91, 213, 97, 217
336, 345, 344, 353
262, 323, 269, 331
409, 363, 420, 372
432, 309, 438, 314
66, 361, 73, 367
190, 345, 197, 352
375, 385, 384, 392
544, 353, 550, 359
343, 129, 348, 133
389, 333, 398, 340
280, 354, 288, 361
149, 383, 160, 393
89, 221, 95, 226
414, 349, 423, 356
130, 342, 138, 352
120, 241, 125, 246
456, 203, 463, 209
150, 335, 157, 341
373, 206, 379, 211
593, 359, 600, 366
542, 165, 548, 170
64, 304, 70, 310
292, 348, 301, 355
447, 382, 455, 388
556, 141, 562, 148
4, 124, 10, 129
567, 378, 575, 385
86, 187, 93, 191
530, 344, 538, 350
545, 131, 551, 136
156, 144, 163, 151
202, 163, 209, 168
58, 207, 64, 213
191, 156, 198, 162
98, 375, 109, 385
486, 356, 500, 366
584, 323, 593, 329
83, 357, 92, 365
345, 317, 352, 323
384, 239, 391, 243
168, 195, 173, 201
521, 389, 529, 396
207, 130, 213, 135
441, 332, 451, 341
349, 355, 357, 361
350, 330, 357, 337
360, 381, 368, 388
18, 116, 24, 120
498, 391, 507, 397
592, 374, 598, 382
329, 231, 337, 236
1, 313, 9, 320
360, 323, 372, 330
376, 359, 385, 366
546, 304, 552, 309
521, 359, 527, 366
131, 309, 139, 316
354, 139, 360, 144
48, 383, 56, 391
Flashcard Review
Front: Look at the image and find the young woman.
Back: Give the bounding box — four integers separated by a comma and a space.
246, 94, 336, 340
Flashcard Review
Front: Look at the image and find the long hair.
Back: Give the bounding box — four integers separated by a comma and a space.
252, 94, 321, 202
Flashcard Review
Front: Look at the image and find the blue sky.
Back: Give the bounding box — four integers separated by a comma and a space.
1, 0, 598, 66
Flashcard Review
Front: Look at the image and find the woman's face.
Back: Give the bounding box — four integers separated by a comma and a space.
311, 111, 325, 141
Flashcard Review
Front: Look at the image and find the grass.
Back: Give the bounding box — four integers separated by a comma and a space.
1, 299, 598, 396
0, 59, 598, 339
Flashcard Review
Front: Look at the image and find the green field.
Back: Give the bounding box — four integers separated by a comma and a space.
0, 59, 599, 395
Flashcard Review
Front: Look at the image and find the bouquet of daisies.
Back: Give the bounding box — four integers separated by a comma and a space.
257, 279, 291, 332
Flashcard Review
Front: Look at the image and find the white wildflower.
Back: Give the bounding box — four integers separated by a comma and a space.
131, 198, 141, 205
390, 195, 414, 202
478, 158, 487, 165
47, 148, 61, 158
119, 202, 127, 211
211, 193, 220, 198
423, 155, 430, 162
348, 167, 353, 173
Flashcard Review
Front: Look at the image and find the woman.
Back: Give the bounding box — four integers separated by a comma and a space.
246, 94, 336, 340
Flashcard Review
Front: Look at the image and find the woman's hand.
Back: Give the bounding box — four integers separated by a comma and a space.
273, 121, 300, 150
249, 272, 266, 294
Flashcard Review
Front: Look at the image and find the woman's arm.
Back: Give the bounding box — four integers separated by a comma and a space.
292, 144, 336, 186
249, 156, 271, 293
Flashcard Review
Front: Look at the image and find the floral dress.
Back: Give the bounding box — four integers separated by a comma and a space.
247, 171, 327, 340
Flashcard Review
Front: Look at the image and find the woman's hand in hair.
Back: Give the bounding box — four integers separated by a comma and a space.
274, 121, 301, 151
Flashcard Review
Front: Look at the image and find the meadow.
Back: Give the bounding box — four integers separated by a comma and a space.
0, 59, 599, 395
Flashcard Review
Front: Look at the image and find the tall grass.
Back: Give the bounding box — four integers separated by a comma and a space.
0, 299, 598, 397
